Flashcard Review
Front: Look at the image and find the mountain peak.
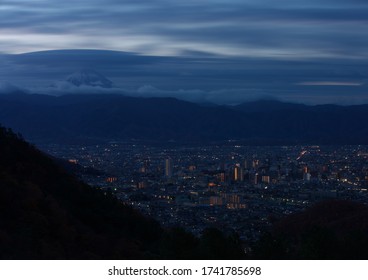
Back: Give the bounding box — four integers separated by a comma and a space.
66, 69, 113, 88
234, 99, 307, 113
0, 81, 27, 95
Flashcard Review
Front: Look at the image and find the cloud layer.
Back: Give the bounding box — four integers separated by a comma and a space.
1, 49, 367, 105
1, 0, 368, 59
1, 0, 368, 107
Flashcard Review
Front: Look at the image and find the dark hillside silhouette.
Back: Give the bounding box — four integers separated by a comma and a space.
0, 125, 243, 259
253, 200, 368, 259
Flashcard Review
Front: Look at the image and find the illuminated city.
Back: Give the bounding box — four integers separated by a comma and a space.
1, 0, 368, 266
39, 142, 368, 244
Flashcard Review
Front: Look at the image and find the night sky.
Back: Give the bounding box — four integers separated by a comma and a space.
1, 0, 368, 105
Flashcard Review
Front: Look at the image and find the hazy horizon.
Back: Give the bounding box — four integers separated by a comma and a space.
1, 49, 367, 106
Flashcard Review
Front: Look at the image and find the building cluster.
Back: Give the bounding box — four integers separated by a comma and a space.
40, 142, 368, 242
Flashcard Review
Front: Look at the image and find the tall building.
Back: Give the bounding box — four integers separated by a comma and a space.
252, 159, 259, 169
165, 158, 173, 178
234, 165, 240, 181
262, 175, 270, 184
303, 172, 311, 181
254, 172, 259, 185
234, 164, 244, 181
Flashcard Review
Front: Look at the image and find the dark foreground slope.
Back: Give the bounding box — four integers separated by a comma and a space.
0, 126, 243, 259
0, 126, 161, 259
253, 200, 368, 259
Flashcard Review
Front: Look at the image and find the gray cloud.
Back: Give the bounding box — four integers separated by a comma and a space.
1, 1, 368, 58
1, 0, 368, 107
38, 81, 124, 96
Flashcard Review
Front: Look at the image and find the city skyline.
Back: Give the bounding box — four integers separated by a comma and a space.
2, 0, 368, 263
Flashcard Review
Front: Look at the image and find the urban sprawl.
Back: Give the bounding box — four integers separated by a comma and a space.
39, 143, 368, 243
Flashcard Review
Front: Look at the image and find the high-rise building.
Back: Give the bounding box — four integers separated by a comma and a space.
234, 165, 240, 181
254, 172, 259, 185
234, 164, 244, 181
217, 172, 226, 183
303, 172, 311, 181
252, 159, 259, 169
165, 158, 173, 178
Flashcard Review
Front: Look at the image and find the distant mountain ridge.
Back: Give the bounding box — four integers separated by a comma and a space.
233, 100, 309, 112
4, 49, 368, 105
0, 81, 28, 95
0, 93, 367, 145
